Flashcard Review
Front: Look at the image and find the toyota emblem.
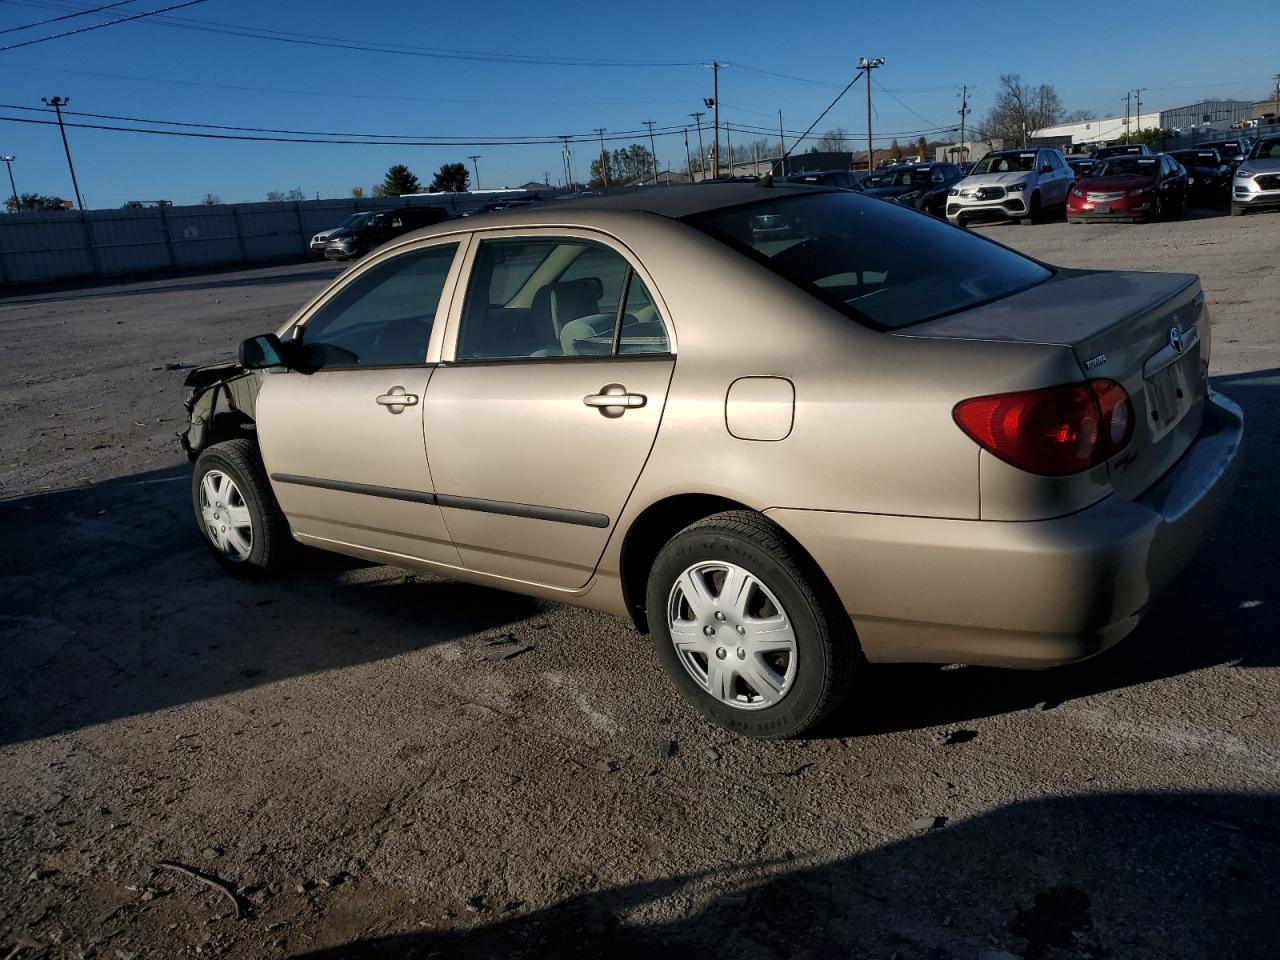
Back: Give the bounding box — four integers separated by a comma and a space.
1169, 327, 1184, 354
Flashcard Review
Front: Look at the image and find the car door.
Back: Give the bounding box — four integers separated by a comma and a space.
255, 237, 468, 566
423, 230, 675, 589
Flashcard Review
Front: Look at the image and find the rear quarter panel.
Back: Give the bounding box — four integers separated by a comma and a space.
586, 214, 1084, 583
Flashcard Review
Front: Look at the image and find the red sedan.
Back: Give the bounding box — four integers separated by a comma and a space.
1067, 154, 1189, 223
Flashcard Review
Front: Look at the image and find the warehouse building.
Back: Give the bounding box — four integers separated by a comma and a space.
1031, 98, 1256, 149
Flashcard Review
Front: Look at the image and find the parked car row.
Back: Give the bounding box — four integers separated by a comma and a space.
310, 133, 1280, 266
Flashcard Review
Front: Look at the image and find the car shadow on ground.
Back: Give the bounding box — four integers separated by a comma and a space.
834, 368, 1279, 736
0, 464, 547, 746
287, 789, 1280, 960
2, 373, 1274, 747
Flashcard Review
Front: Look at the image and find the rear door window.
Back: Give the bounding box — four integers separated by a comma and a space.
456, 238, 670, 360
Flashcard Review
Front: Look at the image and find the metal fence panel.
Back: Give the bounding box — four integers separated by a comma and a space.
0, 192, 535, 285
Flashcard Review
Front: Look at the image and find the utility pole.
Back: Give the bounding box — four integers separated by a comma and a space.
710, 60, 721, 179
1273, 74, 1279, 123
1123, 92, 1132, 143
559, 135, 573, 190
683, 128, 693, 181
1134, 88, 1144, 140
42, 96, 84, 210
858, 57, 885, 172
1, 155, 16, 210
957, 85, 969, 163
725, 124, 734, 176
689, 112, 706, 181
467, 155, 482, 190
778, 110, 786, 177
594, 128, 609, 187
643, 120, 660, 186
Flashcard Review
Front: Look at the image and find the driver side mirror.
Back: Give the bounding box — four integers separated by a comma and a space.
239, 333, 286, 370
1040, 164, 1053, 174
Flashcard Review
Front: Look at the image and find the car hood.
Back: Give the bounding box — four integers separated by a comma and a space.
957, 172, 1033, 188
327, 228, 363, 240
1078, 175, 1156, 191
1239, 156, 1280, 175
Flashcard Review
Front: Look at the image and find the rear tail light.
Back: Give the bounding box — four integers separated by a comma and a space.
953, 380, 1134, 476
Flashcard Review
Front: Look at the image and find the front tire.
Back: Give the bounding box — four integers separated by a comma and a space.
645, 511, 858, 739
192, 439, 291, 576
1020, 192, 1041, 225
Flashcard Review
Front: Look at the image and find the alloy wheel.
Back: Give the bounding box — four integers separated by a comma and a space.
198, 469, 253, 562
667, 561, 798, 711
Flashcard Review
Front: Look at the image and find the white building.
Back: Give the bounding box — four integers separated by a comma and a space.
1032, 112, 1161, 149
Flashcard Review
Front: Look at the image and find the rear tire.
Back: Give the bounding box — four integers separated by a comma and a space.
192, 439, 292, 576
645, 510, 859, 739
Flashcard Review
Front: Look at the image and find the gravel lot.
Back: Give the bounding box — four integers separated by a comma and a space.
2, 210, 1278, 960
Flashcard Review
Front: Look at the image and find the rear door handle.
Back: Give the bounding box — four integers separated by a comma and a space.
584, 383, 646, 418
376, 386, 419, 413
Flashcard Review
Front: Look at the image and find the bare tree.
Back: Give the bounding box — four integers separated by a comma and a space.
814, 127, 850, 152
1063, 109, 1096, 123
978, 74, 1066, 145
351, 186, 365, 198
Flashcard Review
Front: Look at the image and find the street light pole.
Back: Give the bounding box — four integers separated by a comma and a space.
1, 155, 17, 211
467, 155, 481, 190
683, 128, 692, 181
858, 57, 885, 173
42, 96, 85, 210
710, 60, 721, 179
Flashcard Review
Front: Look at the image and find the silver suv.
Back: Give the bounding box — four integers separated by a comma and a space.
1231, 136, 1280, 217
946, 148, 1075, 226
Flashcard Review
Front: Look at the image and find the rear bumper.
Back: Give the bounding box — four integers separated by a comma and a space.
767, 392, 1244, 668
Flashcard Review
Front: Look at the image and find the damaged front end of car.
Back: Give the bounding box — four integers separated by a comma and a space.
179, 362, 264, 459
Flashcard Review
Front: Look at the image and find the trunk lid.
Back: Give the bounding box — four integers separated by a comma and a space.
903, 269, 1209, 500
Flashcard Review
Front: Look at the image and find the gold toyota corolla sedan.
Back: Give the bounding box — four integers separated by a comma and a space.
181, 182, 1243, 738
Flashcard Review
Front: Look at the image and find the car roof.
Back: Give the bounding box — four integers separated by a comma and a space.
391, 182, 837, 244
526, 181, 830, 218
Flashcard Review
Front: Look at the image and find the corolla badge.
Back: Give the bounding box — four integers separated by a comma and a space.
1169, 327, 1185, 353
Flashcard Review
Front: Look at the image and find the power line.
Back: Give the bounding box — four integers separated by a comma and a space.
0, 61, 697, 107
0, 101, 692, 142
0, 0, 136, 35
7, 0, 706, 66
0, 0, 207, 52
0, 111, 699, 147
783, 66, 866, 163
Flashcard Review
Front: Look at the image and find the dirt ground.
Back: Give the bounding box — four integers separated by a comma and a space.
2, 209, 1278, 960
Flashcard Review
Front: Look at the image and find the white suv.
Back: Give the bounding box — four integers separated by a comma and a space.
946, 148, 1075, 226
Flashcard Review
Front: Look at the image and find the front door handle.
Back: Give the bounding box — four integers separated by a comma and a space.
584, 383, 646, 418
376, 385, 419, 414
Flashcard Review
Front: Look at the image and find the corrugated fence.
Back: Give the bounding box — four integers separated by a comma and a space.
0, 194, 494, 285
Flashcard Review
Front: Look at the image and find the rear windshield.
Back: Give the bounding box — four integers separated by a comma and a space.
684, 192, 1051, 331
1208, 142, 1244, 157
867, 167, 931, 186
1095, 157, 1159, 177
972, 152, 1037, 174
1172, 152, 1217, 164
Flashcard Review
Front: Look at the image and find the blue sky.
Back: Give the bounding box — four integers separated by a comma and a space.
0, 0, 1276, 207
